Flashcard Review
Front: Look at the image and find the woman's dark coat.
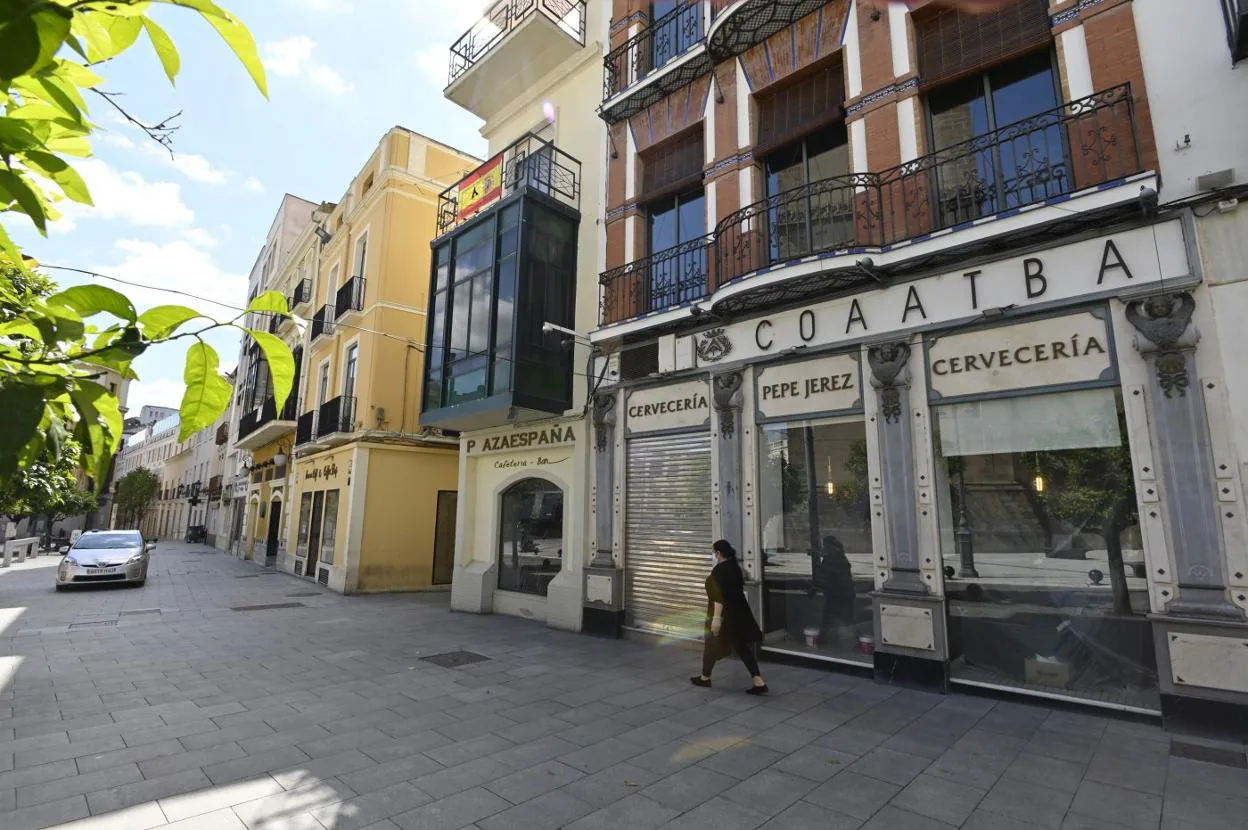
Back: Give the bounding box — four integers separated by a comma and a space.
704, 559, 763, 654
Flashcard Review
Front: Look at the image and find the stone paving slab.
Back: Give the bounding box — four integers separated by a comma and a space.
2, 542, 1248, 829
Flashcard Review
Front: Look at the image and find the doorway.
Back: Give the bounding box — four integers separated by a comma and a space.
306, 491, 325, 578
432, 491, 457, 585
265, 498, 282, 565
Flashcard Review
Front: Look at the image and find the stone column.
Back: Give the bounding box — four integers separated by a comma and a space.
1128, 292, 1242, 620
868, 342, 925, 596
583, 391, 624, 635
712, 371, 745, 548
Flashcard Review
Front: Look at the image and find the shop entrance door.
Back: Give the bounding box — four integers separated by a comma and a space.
265, 499, 281, 565
432, 491, 457, 585
305, 491, 325, 579
624, 432, 712, 638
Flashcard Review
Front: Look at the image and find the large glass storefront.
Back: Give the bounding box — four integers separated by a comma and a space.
933, 387, 1159, 710
758, 417, 875, 665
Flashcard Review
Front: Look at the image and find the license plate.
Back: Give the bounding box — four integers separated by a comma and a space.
85, 567, 118, 574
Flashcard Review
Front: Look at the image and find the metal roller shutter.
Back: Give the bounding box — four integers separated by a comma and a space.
625, 432, 713, 638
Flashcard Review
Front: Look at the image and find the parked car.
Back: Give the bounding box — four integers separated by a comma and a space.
56, 530, 153, 590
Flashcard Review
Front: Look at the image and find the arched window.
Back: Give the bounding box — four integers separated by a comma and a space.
498, 478, 564, 596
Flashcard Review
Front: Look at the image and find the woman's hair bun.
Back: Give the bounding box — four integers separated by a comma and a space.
712, 539, 737, 559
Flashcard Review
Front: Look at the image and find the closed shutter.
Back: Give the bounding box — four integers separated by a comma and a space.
756, 62, 845, 155
915, 0, 1052, 89
625, 432, 713, 638
640, 129, 705, 203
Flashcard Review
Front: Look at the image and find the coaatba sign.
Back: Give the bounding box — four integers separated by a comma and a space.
684, 220, 1189, 366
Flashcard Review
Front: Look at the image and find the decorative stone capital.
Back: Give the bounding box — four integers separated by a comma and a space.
1126, 292, 1199, 398
591, 392, 616, 453
868, 342, 911, 424
712, 371, 745, 439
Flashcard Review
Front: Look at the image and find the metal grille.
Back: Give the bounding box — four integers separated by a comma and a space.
624, 431, 713, 638
318, 568, 329, 585
69, 620, 118, 629
294, 560, 303, 576
230, 602, 305, 612
422, 650, 491, 668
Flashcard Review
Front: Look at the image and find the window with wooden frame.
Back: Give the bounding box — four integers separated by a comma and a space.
755, 60, 846, 156
914, 0, 1052, 90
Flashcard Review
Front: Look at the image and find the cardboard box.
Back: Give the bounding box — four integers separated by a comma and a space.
1025, 658, 1073, 689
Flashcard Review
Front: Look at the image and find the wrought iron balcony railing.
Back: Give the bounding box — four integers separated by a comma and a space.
604, 1, 704, 100
237, 395, 297, 442
310, 304, 334, 340
289, 277, 312, 309
436, 133, 582, 237
296, 411, 316, 446
448, 0, 586, 86
316, 395, 356, 439
267, 313, 281, 334
334, 276, 365, 320
601, 84, 1142, 325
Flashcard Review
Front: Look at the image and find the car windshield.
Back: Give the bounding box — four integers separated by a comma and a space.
73, 535, 140, 550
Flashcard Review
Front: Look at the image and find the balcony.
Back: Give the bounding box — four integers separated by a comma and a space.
289, 277, 312, 310
310, 304, 334, 341
316, 395, 356, 442
295, 410, 316, 447
446, 0, 587, 120
601, 84, 1145, 326
437, 133, 582, 237
334, 276, 365, 320
208, 475, 222, 501
600, 0, 831, 123
235, 396, 297, 451
602, 1, 710, 124
215, 422, 229, 446
267, 313, 281, 334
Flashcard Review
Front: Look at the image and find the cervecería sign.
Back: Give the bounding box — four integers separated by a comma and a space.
626, 380, 711, 434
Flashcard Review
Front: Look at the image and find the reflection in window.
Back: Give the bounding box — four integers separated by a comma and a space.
320, 490, 340, 566
935, 388, 1158, 709
498, 478, 564, 596
926, 50, 1068, 225
764, 125, 851, 262
647, 189, 705, 311
758, 418, 874, 664
296, 493, 312, 557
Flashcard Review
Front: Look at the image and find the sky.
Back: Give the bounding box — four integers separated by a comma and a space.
12, 0, 490, 416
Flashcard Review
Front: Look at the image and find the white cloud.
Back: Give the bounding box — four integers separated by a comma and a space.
289, 0, 353, 12
93, 238, 247, 319
53, 159, 194, 230
416, 45, 448, 88
165, 152, 228, 185
182, 228, 218, 249
125, 377, 185, 415
243, 177, 266, 194
263, 36, 355, 95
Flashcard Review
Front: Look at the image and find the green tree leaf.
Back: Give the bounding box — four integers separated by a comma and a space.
22, 150, 92, 205
68, 380, 122, 490
0, 168, 49, 233
141, 16, 180, 83
197, 8, 268, 98
0, 383, 46, 462
179, 340, 231, 440
244, 329, 295, 412
0, 4, 72, 79
47, 284, 136, 321
138, 304, 203, 339
247, 290, 289, 315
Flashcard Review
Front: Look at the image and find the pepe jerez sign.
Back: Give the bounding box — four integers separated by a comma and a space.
683, 220, 1189, 366
626, 379, 711, 434
927, 311, 1114, 399
756, 353, 861, 419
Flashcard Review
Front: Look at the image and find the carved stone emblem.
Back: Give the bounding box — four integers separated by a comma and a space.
696, 328, 733, 363
868, 342, 911, 424
591, 393, 616, 453
712, 371, 744, 439
1126, 292, 1197, 398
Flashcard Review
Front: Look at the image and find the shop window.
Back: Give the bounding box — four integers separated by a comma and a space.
498, 478, 564, 596
926, 50, 1067, 225
296, 493, 312, 557
758, 417, 875, 664
934, 387, 1158, 709
763, 125, 851, 264
320, 490, 340, 566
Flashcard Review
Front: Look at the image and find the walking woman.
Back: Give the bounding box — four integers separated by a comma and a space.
691, 540, 769, 694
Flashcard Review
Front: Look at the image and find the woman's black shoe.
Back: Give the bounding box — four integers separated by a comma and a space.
745, 684, 769, 695
690, 676, 712, 688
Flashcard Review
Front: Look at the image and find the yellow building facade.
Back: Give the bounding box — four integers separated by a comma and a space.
287, 128, 478, 592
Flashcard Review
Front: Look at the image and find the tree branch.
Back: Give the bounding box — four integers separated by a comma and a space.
89, 89, 181, 157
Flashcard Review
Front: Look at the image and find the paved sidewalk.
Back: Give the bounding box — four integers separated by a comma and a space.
0, 542, 1244, 830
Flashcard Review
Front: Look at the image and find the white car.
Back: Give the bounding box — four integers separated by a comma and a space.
56, 530, 153, 590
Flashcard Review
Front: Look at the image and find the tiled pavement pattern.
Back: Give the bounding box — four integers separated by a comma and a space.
0, 543, 1244, 830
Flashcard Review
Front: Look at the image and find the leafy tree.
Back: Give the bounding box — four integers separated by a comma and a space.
0, 1, 294, 494
113, 466, 159, 529
0, 436, 96, 542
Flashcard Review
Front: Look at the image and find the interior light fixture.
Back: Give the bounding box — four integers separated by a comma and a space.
1034, 474, 1046, 493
